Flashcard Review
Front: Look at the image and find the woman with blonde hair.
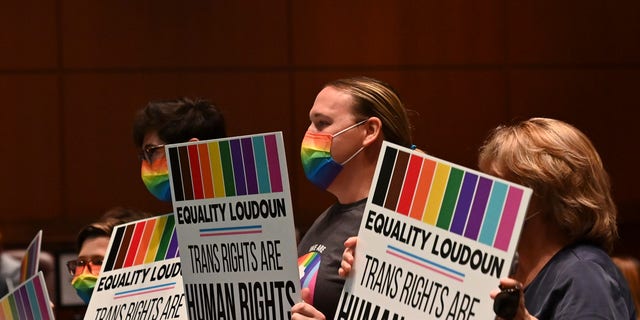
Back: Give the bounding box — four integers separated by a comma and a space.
292, 76, 413, 320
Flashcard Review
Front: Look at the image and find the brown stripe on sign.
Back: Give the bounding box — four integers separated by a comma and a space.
384, 150, 410, 211
114, 224, 135, 270
179, 146, 194, 200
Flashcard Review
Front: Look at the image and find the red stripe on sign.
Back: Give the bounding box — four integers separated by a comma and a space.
397, 154, 423, 215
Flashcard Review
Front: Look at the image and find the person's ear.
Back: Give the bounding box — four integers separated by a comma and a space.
362, 117, 382, 147
188, 138, 199, 142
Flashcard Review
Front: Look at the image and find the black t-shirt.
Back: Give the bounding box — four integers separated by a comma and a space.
525, 243, 637, 319
297, 198, 366, 320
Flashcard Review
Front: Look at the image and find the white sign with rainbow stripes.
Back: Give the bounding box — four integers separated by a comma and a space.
167, 132, 301, 320
0, 272, 53, 318
337, 141, 531, 319
84, 214, 186, 320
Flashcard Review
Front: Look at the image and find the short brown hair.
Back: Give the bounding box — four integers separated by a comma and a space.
478, 118, 617, 252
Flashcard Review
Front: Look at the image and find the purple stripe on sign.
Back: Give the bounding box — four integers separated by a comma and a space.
12, 288, 22, 318
166, 229, 180, 259
17, 287, 28, 319
34, 276, 50, 320
230, 139, 247, 196
464, 177, 493, 240
494, 187, 524, 251
28, 244, 38, 276
241, 138, 259, 194
450, 172, 479, 235
265, 134, 283, 192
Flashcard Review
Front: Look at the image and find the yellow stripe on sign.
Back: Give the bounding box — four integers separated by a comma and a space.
209, 141, 226, 197
423, 162, 451, 225
1, 298, 9, 318
144, 216, 167, 264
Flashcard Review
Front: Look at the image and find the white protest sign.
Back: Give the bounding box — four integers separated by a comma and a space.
337, 142, 531, 319
84, 214, 186, 319
166, 132, 301, 320
0, 272, 54, 319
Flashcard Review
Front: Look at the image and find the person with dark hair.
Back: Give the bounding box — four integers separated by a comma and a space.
133, 97, 227, 202
68, 207, 151, 303
292, 76, 413, 320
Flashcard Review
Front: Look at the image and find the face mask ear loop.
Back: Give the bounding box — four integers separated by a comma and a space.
332, 118, 369, 166
339, 146, 365, 166
332, 119, 369, 137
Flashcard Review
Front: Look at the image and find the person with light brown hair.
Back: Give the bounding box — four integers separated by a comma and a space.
479, 118, 636, 319
614, 256, 640, 320
292, 76, 413, 320
338, 117, 637, 319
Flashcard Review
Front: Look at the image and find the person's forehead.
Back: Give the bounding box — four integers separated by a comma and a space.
78, 236, 110, 257
309, 87, 356, 119
142, 131, 164, 146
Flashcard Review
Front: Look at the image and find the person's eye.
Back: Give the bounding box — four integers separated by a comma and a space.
314, 120, 331, 130
94, 257, 104, 265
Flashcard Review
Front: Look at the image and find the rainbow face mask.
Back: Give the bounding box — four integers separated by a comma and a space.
300, 119, 367, 190
141, 158, 172, 202
71, 273, 98, 304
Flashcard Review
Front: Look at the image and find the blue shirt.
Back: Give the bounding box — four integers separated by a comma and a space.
524, 243, 637, 319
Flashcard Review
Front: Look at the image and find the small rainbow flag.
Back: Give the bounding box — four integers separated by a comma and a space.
167, 133, 284, 201
0, 272, 52, 320
103, 214, 179, 272
19, 231, 41, 284
298, 251, 320, 303
372, 145, 527, 252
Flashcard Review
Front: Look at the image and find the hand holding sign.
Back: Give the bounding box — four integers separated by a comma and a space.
290, 288, 327, 320
489, 278, 533, 320
338, 237, 357, 278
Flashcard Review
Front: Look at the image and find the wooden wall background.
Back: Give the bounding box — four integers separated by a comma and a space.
1, 0, 638, 288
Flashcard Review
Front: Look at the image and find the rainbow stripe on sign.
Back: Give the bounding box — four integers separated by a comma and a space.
103, 215, 179, 272
372, 146, 525, 252
19, 231, 41, 283
0, 273, 51, 320
168, 134, 284, 201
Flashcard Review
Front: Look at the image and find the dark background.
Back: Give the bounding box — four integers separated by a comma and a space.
0, 1, 638, 316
